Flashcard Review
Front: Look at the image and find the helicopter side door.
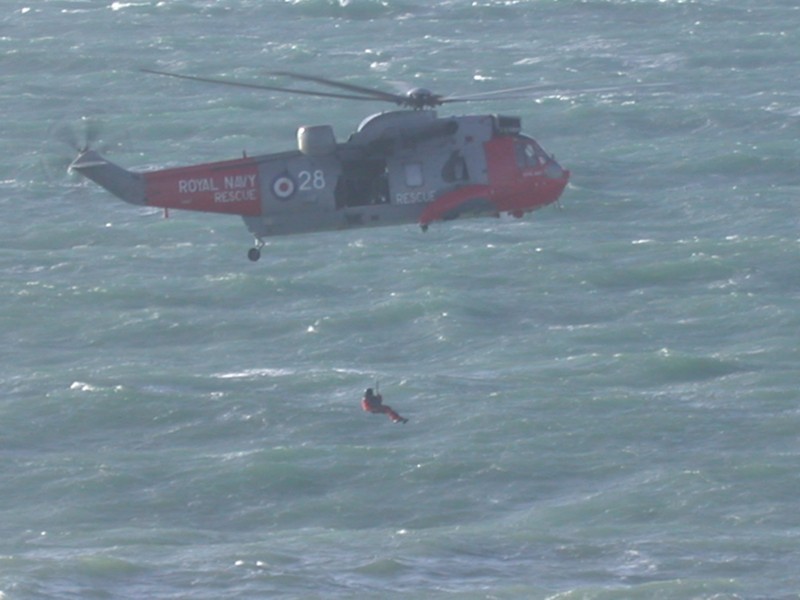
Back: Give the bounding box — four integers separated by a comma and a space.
334, 158, 389, 209
387, 159, 436, 208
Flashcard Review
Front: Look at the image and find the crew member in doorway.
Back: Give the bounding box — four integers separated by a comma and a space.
361, 388, 408, 424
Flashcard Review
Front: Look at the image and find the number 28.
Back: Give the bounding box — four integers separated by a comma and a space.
298, 170, 326, 191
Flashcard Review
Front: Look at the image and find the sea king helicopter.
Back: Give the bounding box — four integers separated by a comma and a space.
69, 69, 571, 261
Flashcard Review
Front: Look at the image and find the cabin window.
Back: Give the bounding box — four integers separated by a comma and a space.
442, 150, 469, 182
404, 163, 424, 187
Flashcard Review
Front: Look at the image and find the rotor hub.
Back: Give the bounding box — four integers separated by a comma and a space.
404, 87, 441, 109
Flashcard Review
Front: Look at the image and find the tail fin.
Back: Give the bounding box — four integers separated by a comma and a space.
69, 150, 146, 206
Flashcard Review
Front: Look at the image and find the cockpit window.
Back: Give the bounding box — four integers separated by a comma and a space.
514, 137, 547, 169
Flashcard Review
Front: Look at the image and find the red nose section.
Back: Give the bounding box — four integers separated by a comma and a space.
484, 136, 569, 215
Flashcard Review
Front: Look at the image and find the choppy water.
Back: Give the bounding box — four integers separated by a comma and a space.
2, 1, 800, 598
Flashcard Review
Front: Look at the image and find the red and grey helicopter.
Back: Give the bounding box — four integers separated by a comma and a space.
69, 70, 570, 261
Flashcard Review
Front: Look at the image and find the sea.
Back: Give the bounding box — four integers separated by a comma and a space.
2, 0, 799, 598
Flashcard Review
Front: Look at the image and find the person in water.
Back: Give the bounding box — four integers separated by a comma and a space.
361, 388, 408, 424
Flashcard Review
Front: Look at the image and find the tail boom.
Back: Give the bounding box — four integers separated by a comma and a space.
69, 150, 146, 207
143, 158, 262, 216
70, 151, 262, 217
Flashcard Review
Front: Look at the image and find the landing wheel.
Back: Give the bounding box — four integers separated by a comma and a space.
248, 237, 265, 262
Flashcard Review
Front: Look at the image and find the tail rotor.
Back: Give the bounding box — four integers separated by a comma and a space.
40, 113, 130, 184
52, 115, 105, 155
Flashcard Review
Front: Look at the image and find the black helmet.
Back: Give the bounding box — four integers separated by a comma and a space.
365, 388, 374, 396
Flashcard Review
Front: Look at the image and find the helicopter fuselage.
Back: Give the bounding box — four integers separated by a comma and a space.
71, 109, 569, 260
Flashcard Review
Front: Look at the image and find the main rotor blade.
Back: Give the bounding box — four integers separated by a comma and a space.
267, 71, 405, 104
443, 82, 564, 102
442, 81, 672, 103
140, 68, 395, 103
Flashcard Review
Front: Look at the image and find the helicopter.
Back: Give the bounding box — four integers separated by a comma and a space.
69, 69, 570, 261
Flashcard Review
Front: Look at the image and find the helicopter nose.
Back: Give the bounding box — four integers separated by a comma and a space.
544, 160, 567, 180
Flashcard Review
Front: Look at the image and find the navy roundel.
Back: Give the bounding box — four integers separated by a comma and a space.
272, 174, 295, 200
